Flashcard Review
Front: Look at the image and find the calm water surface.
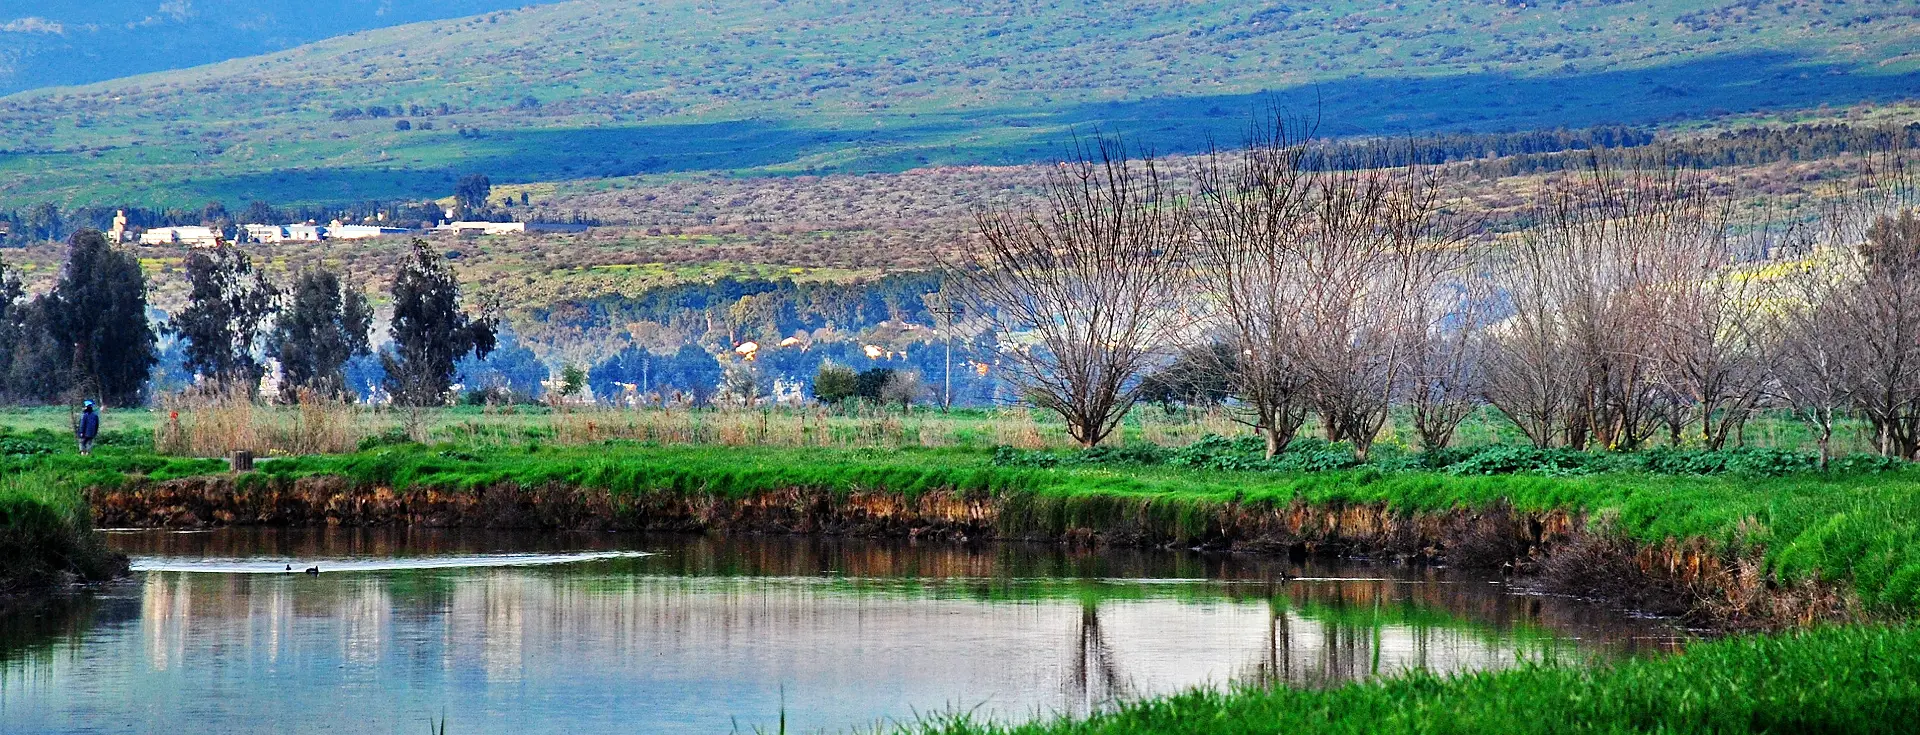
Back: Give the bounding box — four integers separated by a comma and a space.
0, 529, 1686, 734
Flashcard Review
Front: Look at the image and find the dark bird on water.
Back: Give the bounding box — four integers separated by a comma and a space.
305, 566, 320, 575
285, 564, 292, 571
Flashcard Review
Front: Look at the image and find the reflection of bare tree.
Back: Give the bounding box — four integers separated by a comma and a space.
1246, 596, 1293, 688
1063, 600, 1131, 715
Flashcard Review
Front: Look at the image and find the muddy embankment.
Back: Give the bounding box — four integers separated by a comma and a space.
88, 475, 1850, 628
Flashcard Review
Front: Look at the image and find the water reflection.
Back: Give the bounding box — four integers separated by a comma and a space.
0, 530, 1685, 734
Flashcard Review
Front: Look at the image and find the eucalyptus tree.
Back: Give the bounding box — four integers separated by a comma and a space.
45, 229, 156, 406
266, 268, 373, 402
382, 239, 497, 407
171, 246, 280, 393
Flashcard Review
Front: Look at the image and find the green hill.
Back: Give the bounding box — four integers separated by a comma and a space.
0, 0, 553, 96
2, 0, 1918, 209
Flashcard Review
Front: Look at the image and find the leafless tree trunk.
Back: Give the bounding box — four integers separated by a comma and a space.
1810, 151, 1920, 460
1838, 210, 1920, 460
1292, 161, 1469, 461
1644, 201, 1770, 450
1771, 232, 1857, 469
952, 136, 1192, 447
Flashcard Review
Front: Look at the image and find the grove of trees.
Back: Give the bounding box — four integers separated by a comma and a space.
959, 126, 1920, 460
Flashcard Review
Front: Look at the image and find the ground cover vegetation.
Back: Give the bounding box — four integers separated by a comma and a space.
0, 1, 548, 96
3, 0, 1920, 207
898, 624, 1920, 735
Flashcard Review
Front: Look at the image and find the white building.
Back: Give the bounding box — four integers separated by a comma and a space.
243, 223, 373, 243
436, 221, 590, 236
242, 224, 290, 242
139, 226, 223, 247
327, 224, 411, 240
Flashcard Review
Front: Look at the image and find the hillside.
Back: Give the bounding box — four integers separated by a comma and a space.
0, 0, 552, 95
2, 0, 1919, 209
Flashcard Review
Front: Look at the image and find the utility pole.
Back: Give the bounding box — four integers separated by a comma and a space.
930, 301, 962, 411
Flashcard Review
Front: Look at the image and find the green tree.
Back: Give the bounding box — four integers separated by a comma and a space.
454, 174, 492, 214
6, 299, 68, 402
24, 202, 61, 242
812, 363, 858, 404
559, 364, 586, 399
0, 253, 43, 401
854, 368, 894, 401
45, 229, 157, 406
381, 240, 496, 406
240, 201, 279, 225
170, 246, 278, 391
266, 268, 372, 402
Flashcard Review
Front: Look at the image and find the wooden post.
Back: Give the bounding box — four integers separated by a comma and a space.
230, 450, 255, 472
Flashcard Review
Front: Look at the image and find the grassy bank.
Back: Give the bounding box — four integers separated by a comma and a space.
0, 431, 224, 592
0, 471, 124, 593
198, 440, 1919, 613
16, 420, 1920, 614
899, 625, 1920, 735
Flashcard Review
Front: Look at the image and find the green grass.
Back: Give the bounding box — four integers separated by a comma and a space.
896, 624, 1920, 735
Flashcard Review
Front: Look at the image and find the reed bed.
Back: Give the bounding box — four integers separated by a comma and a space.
140, 401, 1251, 456
157, 388, 366, 457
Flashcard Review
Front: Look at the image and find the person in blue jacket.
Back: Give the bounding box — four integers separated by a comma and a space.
77, 400, 100, 456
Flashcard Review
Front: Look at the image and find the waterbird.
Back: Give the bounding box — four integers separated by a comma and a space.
285, 564, 292, 571
305, 566, 320, 575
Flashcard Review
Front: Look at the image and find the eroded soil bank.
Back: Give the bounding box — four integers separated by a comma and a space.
88, 475, 1850, 628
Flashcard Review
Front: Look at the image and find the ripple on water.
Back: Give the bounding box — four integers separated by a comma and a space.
129, 550, 654, 574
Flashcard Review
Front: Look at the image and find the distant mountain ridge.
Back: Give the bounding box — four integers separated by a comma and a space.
0, 0, 555, 95
1, 0, 1917, 209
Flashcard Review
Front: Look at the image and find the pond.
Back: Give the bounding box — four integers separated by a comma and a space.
0, 529, 1686, 734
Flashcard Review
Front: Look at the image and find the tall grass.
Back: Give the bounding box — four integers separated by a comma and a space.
157, 388, 364, 456
897, 625, 1920, 735
0, 469, 121, 591
0, 402, 1894, 458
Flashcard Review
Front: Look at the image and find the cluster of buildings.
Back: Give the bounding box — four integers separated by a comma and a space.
103, 210, 587, 248
127, 219, 411, 247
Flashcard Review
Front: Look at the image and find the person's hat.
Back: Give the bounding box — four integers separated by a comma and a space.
83, 400, 94, 407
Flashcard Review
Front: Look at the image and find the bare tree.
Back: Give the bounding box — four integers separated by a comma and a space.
953, 136, 1192, 447
1644, 202, 1769, 450
1771, 231, 1858, 468
1484, 156, 1723, 450
1294, 162, 1469, 460
1192, 126, 1473, 460
1812, 151, 1920, 459
1839, 210, 1920, 459
1189, 121, 1317, 456
1404, 277, 1492, 450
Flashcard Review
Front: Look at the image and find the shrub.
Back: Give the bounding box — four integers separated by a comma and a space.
1445, 445, 1600, 476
